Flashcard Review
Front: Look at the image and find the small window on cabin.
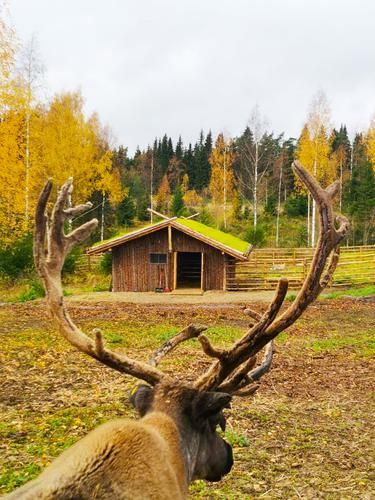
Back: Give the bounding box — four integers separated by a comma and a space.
150, 253, 167, 264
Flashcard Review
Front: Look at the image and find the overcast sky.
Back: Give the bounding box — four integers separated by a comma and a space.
10, 0, 375, 153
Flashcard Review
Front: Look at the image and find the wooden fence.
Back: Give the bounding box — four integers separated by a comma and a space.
75, 254, 102, 273
226, 245, 375, 291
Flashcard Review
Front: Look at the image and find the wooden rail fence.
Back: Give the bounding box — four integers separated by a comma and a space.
226, 245, 375, 291
75, 254, 102, 272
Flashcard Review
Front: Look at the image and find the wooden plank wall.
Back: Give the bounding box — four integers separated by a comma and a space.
111, 227, 226, 291
112, 228, 169, 291
171, 230, 224, 290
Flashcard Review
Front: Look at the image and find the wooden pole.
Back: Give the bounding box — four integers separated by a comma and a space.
173, 251, 177, 290
147, 208, 170, 220
201, 252, 205, 291
168, 225, 172, 252
223, 253, 227, 291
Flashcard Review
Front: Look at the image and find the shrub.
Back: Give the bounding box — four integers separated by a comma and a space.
264, 195, 277, 216
62, 247, 82, 275
99, 252, 112, 275
244, 224, 266, 247
17, 280, 45, 302
284, 195, 308, 217
0, 233, 34, 279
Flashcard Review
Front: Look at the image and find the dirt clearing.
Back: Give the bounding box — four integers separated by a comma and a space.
0, 298, 374, 498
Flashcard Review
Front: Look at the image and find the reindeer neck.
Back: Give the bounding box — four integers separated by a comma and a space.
142, 410, 199, 485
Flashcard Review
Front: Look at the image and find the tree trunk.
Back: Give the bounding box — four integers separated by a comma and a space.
275, 164, 282, 247
311, 158, 317, 247
150, 153, 154, 223
223, 147, 227, 229
307, 193, 310, 247
101, 192, 106, 241
253, 142, 258, 228
25, 110, 30, 225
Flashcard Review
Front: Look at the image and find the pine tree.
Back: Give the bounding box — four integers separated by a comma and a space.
193, 131, 211, 190
118, 195, 136, 226
345, 158, 375, 244
175, 135, 183, 160
171, 185, 184, 216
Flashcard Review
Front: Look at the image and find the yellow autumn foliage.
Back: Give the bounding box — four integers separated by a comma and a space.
208, 133, 235, 204
366, 118, 375, 171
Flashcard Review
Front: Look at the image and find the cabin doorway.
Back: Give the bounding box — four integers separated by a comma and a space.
175, 252, 202, 289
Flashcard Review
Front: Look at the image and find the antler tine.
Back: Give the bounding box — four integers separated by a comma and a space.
218, 341, 274, 395
195, 280, 288, 391
34, 180, 53, 272
195, 162, 350, 394
149, 323, 207, 367
34, 179, 167, 386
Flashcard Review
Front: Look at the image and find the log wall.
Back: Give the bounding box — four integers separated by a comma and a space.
111, 227, 230, 291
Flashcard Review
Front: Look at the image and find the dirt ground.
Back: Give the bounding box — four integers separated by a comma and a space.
0, 296, 374, 498
65, 289, 277, 304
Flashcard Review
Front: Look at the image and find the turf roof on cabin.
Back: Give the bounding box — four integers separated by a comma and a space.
174, 218, 249, 253
90, 217, 249, 256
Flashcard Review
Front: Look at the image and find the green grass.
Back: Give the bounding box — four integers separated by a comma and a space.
321, 285, 375, 299
286, 285, 375, 303
176, 218, 249, 253
308, 331, 375, 357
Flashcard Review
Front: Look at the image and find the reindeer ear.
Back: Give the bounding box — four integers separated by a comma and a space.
193, 392, 232, 424
129, 384, 154, 416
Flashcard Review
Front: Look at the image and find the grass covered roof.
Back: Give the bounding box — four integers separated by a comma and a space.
88, 217, 250, 259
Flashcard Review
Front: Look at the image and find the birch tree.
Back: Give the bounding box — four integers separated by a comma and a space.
297, 91, 334, 247
208, 133, 234, 228
237, 106, 277, 228
17, 35, 44, 226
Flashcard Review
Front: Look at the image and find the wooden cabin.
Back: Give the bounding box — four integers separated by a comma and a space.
87, 218, 251, 292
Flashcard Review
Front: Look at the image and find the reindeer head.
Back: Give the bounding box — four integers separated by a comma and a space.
130, 382, 233, 481
33, 162, 349, 485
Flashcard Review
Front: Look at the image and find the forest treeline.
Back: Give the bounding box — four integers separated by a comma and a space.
0, 8, 374, 281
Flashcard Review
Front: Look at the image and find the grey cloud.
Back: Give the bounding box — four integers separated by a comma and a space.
11, 0, 375, 151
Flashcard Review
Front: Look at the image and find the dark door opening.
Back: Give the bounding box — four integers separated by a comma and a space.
176, 252, 202, 288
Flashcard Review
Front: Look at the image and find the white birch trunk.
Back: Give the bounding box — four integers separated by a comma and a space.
311, 158, 317, 247
253, 142, 258, 228
307, 193, 311, 247
150, 153, 154, 223
25, 110, 30, 224
275, 164, 282, 247
223, 147, 227, 229
101, 192, 106, 241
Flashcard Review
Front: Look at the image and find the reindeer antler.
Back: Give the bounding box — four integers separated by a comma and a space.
34, 178, 168, 386
193, 161, 350, 394
34, 162, 349, 396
